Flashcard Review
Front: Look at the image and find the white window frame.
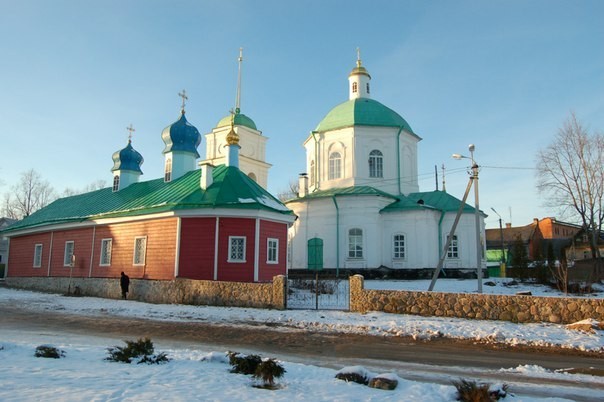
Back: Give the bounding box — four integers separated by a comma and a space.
99, 238, 113, 266
133, 236, 147, 266
164, 157, 172, 182
33, 244, 43, 268
393, 234, 405, 259
348, 228, 363, 259
228, 236, 246, 263
112, 175, 120, 192
447, 235, 459, 259
329, 152, 342, 180
63, 241, 74, 266
267, 238, 279, 264
369, 149, 383, 178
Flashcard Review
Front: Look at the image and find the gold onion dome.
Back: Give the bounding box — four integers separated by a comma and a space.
226, 126, 240, 145
349, 59, 371, 78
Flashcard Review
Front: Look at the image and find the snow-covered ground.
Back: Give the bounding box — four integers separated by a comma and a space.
1, 283, 603, 401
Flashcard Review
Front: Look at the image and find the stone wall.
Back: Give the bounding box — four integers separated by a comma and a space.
5, 276, 286, 310
350, 275, 604, 324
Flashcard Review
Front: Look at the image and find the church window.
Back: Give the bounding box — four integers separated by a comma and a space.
164, 158, 172, 182
447, 235, 459, 258
366, 83, 370, 94
348, 228, 363, 259
248, 172, 257, 182
33, 244, 43, 268
267, 238, 279, 264
393, 234, 405, 259
100, 238, 113, 266
112, 175, 120, 192
352, 82, 358, 93
329, 152, 342, 180
64, 241, 74, 266
133, 236, 147, 266
369, 150, 383, 178
228, 236, 246, 262
310, 160, 315, 186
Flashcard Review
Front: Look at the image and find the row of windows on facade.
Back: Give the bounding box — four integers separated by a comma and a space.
344, 229, 459, 260
309, 150, 384, 185
31, 236, 280, 268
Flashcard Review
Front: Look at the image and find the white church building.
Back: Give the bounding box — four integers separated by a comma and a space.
286, 56, 486, 274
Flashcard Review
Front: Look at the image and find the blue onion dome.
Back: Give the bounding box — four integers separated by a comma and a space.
161, 112, 202, 157
111, 140, 144, 173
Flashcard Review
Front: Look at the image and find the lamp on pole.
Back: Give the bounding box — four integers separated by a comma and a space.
491, 208, 506, 276
453, 144, 483, 293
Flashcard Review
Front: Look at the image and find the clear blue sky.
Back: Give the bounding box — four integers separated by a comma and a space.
1, 0, 603, 229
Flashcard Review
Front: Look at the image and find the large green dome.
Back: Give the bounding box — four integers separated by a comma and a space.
315, 98, 414, 133
216, 112, 257, 130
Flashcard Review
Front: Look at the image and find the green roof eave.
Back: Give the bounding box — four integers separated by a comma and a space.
286, 186, 398, 203
381, 190, 480, 214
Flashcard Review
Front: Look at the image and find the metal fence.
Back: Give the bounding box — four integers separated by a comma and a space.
286, 270, 349, 310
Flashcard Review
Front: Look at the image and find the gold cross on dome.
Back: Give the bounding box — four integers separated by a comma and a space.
126, 124, 135, 141
178, 89, 188, 112
356, 47, 362, 67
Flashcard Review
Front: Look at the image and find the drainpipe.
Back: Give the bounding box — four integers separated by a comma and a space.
396, 126, 404, 195
437, 210, 446, 253
332, 195, 340, 277
311, 131, 319, 190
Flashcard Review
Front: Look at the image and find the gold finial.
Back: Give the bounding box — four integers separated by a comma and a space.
235, 47, 243, 114
226, 108, 240, 145
356, 47, 362, 68
126, 124, 135, 142
178, 89, 188, 114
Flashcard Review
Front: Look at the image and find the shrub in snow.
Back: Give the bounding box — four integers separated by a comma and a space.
228, 351, 262, 375
253, 358, 286, 387
368, 373, 398, 390
35, 345, 65, 359
452, 378, 508, 401
106, 337, 169, 364
335, 366, 372, 385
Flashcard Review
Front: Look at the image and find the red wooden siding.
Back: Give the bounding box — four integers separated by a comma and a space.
216, 218, 255, 282
178, 217, 217, 280
258, 220, 288, 281
49, 228, 94, 278
6, 233, 52, 277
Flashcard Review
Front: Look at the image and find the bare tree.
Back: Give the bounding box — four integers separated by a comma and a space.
5, 169, 56, 219
536, 112, 604, 281
61, 179, 107, 197
276, 179, 300, 202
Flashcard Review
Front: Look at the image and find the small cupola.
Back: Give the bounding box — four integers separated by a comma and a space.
225, 117, 241, 168
348, 48, 371, 100
111, 124, 144, 192
161, 90, 202, 182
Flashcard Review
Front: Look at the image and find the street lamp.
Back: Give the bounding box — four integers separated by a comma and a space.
491, 208, 506, 276
452, 144, 483, 293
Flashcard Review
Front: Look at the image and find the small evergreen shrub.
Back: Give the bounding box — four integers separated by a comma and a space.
228, 351, 262, 375
253, 358, 286, 387
35, 345, 65, 359
452, 378, 508, 401
106, 337, 169, 364
335, 371, 369, 385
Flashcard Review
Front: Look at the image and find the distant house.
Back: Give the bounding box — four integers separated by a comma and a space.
0, 217, 17, 276
2, 101, 295, 283
564, 228, 604, 262
486, 217, 581, 265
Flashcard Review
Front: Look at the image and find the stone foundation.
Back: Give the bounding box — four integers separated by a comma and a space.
5, 276, 286, 310
350, 275, 604, 324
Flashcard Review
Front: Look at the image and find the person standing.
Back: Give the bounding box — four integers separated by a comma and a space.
120, 272, 130, 300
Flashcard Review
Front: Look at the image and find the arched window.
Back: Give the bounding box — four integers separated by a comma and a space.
366, 83, 370, 94
164, 158, 172, 182
348, 228, 363, 258
248, 172, 257, 182
393, 234, 405, 259
112, 175, 120, 192
352, 82, 358, 93
368, 150, 383, 178
447, 235, 459, 258
309, 160, 315, 186
328, 152, 342, 180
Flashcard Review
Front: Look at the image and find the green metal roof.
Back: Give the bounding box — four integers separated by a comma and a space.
216, 112, 257, 130
382, 190, 478, 213
4, 166, 293, 234
286, 186, 398, 203
315, 98, 415, 134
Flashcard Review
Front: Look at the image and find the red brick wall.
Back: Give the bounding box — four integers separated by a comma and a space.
258, 220, 288, 281
178, 217, 216, 280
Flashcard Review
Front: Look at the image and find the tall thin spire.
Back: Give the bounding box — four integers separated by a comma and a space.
356, 46, 362, 67
235, 47, 243, 114
126, 124, 135, 142
178, 89, 188, 114
441, 163, 447, 193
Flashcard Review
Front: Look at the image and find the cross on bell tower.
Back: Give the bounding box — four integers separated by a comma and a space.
178, 89, 188, 114
126, 124, 135, 142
